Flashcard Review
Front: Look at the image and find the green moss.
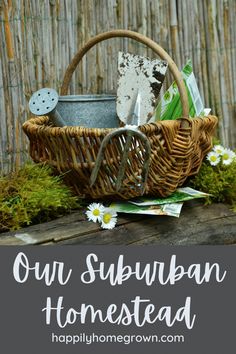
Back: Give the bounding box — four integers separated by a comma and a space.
191, 159, 236, 209
0, 163, 80, 232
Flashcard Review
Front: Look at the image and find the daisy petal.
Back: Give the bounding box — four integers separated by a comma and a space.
101, 209, 117, 229
213, 144, 224, 155
207, 151, 220, 166
221, 148, 235, 166
86, 203, 105, 223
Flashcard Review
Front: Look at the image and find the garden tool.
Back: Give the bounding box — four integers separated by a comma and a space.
125, 90, 141, 126
117, 51, 168, 126
90, 92, 151, 194
90, 126, 151, 194
57, 94, 118, 128
28, 50, 167, 192
29, 88, 66, 127
29, 88, 118, 128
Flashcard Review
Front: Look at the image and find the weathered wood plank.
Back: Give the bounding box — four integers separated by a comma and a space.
132, 215, 236, 245
56, 203, 236, 245
0, 202, 235, 246
0, 209, 143, 245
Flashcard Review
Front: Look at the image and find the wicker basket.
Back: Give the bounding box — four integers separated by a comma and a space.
22, 30, 218, 200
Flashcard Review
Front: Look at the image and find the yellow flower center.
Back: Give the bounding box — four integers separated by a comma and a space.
210, 156, 217, 162
222, 153, 229, 160
93, 209, 100, 216
103, 213, 112, 224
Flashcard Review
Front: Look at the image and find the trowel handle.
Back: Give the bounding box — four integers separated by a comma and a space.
61, 30, 189, 122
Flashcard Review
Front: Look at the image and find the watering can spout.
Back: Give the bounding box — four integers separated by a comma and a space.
29, 88, 66, 127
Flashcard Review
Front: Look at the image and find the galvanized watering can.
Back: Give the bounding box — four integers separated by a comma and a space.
57, 94, 118, 128
29, 88, 119, 128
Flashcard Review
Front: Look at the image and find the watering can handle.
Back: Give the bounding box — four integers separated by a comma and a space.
60, 29, 189, 121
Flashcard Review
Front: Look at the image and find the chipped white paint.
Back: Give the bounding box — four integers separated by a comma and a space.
117, 52, 168, 125
15, 233, 37, 244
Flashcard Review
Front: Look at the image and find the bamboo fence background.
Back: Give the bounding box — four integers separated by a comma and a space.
0, 0, 235, 173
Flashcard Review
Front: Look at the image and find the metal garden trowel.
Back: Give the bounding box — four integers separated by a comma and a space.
90, 52, 168, 193
90, 53, 167, 195
117, 51, 168, 125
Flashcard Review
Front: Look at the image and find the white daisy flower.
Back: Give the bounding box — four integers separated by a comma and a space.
207, 151, 220, 166
101, 209, 118, 229
213, 144, 224, 155
221, 148, 236, 166
86, 203, 105, 223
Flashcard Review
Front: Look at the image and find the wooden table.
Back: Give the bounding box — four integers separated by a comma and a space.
0, 201, 235, 246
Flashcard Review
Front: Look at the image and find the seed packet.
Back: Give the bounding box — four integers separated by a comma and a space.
129, 187, 209, 206
109, 187, 208, 218
154, 60, 204, 121
109, 202, 183, 217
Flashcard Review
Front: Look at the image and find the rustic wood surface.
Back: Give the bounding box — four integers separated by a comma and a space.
0, 0, 236, 173
0, 201, 235, 246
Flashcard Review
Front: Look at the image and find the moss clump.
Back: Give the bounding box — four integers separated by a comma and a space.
0, 163, 79, 232
191, 159, 236, 209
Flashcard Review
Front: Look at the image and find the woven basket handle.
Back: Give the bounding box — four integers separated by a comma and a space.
61, 29, 189, 118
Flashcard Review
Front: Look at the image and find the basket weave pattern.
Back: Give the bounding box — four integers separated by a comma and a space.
22, 30, 218, 199
23, 114, 217, 199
